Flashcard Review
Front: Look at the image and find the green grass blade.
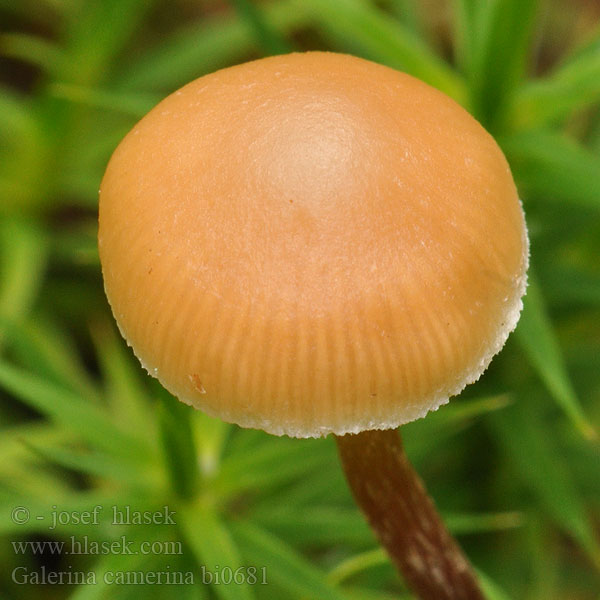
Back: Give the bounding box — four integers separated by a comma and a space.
403, 394, 513, 464
55, 0, 157, 85
510, 24, 600, 129
488, 399, 600, 568
253, 506, 523, 550
259, 460, 350, 509
230, 520, 348, 600
524, 517, 561, 600
302, 0, 466, 103
327, 548, 388, 586
0, 359, 151, 459
22, 440, 150, 483
444, 511, 525, 535
0, 32, 62, 71
452, 0, 478, 77
565, 21, 600, 64
91, 320, 154, 437
343, 585, 415, 600
0, 0, 58, 23
511, 56, 600, 130
52, 223, 100, 266
476, 569, 514, 600
47, 82, 159, 117
216, 437, 330, 497
515, 274, 596, 440
252, 507, 373, 547
0, 91, 51, 214
195, 411, 232, 479
331, 555, 511, 600
229, 0, 293, 55
67, 549, 173, 600
0, 489, 139, 536
502, 130, 600, 210
0, 424, 76, 499
179, 504, 255, 600
0, 218, 47, 348
343, 587, 411, 600
158, 391, 200, 500
2, 314, 100, 402
542, 266, 600, 307
114, 0, 312, 92
458, 0, 538, 131
387, 0, 428, 40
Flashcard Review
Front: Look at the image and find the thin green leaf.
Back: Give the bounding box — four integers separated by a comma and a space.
0, 91, 49, 212
0, 426, 77, 500
0, 0, 58, 24
258, 459, 350, 509
114, 0, 312, 92
0, 359, 151, 459
194, 411, 232, 479
585, 103, 600, 153
328, 548, 388, 585
0, 218, 48, 349
59, 164, 114, 207
158, 391, 200, 500
255, 506, 523, 550
444, 511, 525, 535
502, 130, 600, 210
488, 399, 600, 566
22, 439, 152, 483
558, 424, 600, 500
47, 82, 159, 117
179, 504, 254, 600
422, 394, 513, 426
525, 517, 561, 600
216, 437, 330, 497
542, 266, 600, 307
0, 32, 62, 71
515, 274, 596, 440
52, 224, 100, 266
457, 0, 538, 130
565, 21, 600, 64
91, 319, 154, 437
1, 314, 100, 401
303, 0, 465, 103
510, 23, 600, 129
67, 545, 179, 600
252, 507, 373, 547
343, 587, 411, 600
0, 422, 72, 453
476, 569, 514, 600
511, 58, 600, 131
452, 0, 478, 76
403, 394, 513, 464
0, 490, 142, 536
55, 0, 157, 86
387, 0, 428, 41
229, 0, 293, 55
230, 520, 348, 600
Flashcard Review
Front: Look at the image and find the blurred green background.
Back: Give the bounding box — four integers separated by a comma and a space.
1, 0, 600, 598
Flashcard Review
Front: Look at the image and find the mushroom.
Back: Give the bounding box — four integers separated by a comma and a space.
98, 52, 528, 599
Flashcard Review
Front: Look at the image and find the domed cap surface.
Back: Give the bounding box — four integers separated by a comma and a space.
99, 52, 528, 437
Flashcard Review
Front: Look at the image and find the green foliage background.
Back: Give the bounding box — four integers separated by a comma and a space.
1, 0, 599, 598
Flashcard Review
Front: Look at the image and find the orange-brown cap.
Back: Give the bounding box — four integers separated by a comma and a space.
99, 52, 528, 438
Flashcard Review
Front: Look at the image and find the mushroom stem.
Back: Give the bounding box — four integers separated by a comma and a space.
335, 429, 485, 600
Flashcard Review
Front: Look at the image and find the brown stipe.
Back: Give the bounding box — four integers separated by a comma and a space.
336, 429, 485, 600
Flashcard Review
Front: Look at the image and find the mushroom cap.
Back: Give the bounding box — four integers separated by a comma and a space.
99, 52, 528, 438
